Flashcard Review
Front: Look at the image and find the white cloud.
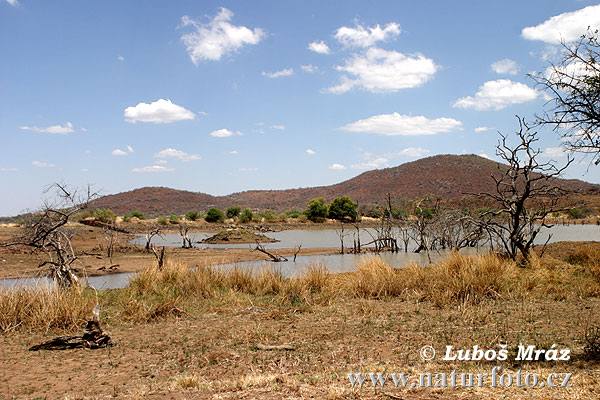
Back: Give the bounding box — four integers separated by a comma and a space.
132, 165, 175, 173
393, 147, 430, 157
475, 126, 492, 133
210, 128, 242, 137
20, 122, 75, 134
112, 149, 128, 156
542, 146, 565, 158
301, 64, 318, 73
239, 167, 258, 172
117, 55, 125, 61
80, 169, 88, 172
124, 99, 195, 124
329, 163, 346, 170
340, 113, 462, 136
180, 8, 265, 63
155, 159, 168, 165
306, 149, 316, 155
308, 40, 330, 54
491, 59, 519, 75
334, 22, 401, 48
522, 4, 600, 43
32, 161, 55, 168
262, 68, 294, 78
326, 47, 437, 94
351, 157, 388, 170
452, 79, 538, 111
154, 148, 200, 162
479, 153, 493, 160
271, 124, 285, 130
126, 145, 134, 153
0, 167, 17, 172
6, 0, 18, 6
229, 150, 239, 155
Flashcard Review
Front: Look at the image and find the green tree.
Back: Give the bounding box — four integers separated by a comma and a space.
185, 211, 201, 221
94, 209, 116, 223
226, 206, 241, 219
169, 214, 181, 224
127, 211, 145, 220
304, 198, 328, 222
260, 209, 277, 222
239, 209, 253, 223
205, 208, 225, 223
157, 216, 168, 226
328, 196, 358, 222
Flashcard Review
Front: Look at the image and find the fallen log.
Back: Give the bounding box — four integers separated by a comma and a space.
29, 305, 116, 351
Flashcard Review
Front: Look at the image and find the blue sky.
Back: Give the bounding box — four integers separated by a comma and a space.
2, 1, 600, 216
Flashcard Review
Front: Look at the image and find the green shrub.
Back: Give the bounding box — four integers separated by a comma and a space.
239, 209, 253, 223
261, 210, 277, 222
286, 209, 301, 218
169, 214, 181, 224
94, 209, 117, 223
157, 216, 168, 226
185, 211, 201, 221
328, 196, 358, 222
304, 198, 328, 222
226, 206, 241, 219
128, 211, 145, 220
205, 208, 225, 223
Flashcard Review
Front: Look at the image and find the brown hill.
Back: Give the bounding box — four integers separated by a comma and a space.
88, 154, 600, 216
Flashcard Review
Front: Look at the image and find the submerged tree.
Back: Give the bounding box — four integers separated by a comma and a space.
1, 183, 96, 287
530, 29, 600, 163
478, 117, 573, 260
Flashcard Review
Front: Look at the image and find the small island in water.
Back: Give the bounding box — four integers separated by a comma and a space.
200, 229, 279, 244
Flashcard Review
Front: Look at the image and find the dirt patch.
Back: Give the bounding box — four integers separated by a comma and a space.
201, 229, 278, 244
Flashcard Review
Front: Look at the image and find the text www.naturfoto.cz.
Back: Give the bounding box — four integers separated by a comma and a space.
348, 368, 572, 389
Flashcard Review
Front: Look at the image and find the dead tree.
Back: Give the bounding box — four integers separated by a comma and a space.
102, 225, 118, 258
179, 224, 193, 249
352, 221, 362, 253
144, 226, 163, 252
254, 242, 287, 262
410, 198, 437, 254
293, 244, 302, 262
336, 222, 348, 254
1, 183, 96, 288
151, 245, 166, 270
477, 117, 573, 261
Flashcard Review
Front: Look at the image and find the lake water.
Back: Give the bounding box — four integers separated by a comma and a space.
2, 224, 597, 291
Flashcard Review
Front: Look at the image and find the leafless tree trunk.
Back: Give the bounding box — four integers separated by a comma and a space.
144, 227, 163, 252
179, 224, 193, 249
151, 245, 166, 270
254, 242, 287, 262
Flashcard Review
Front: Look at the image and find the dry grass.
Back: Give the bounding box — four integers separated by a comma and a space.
0, 284, 95, 333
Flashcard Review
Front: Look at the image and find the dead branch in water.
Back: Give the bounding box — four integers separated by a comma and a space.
254, 242, 287, 262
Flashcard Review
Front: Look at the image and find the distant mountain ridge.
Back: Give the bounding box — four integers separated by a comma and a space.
88, 154, 600, 216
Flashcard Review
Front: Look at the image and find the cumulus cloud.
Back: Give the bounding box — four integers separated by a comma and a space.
340, 113, 462, 136
491, 59, 519, 75
453, 79, 538, 111
117, 55, 125, 61
329, 163, 346, 170
308, 40, 330, 54
20, 122, 75, 134
542, 146, 565, 158
334, 22, 400, 48
124, 99, 195, 123
6, 0, 18, 6
180, 8, 265, 63
271, 124, 285, 130
126, 145, 134, 153
306, 149, 316, 155
475, 126, 492, 133
301, 64, 318, 73
112, 149, 128, 156
351, 156, 388, 170
522, 4, 600, 43
229, 150, 239, 155
132, 165, 175, 173
479, 153, 493, 160
392, 147, 430, 157
80, 169, 88, 172
154, 148, 200, 162
210, 128, 242, 137
262, 68, 294, 78
32, 161, 55, 168
326, 47, 437, 94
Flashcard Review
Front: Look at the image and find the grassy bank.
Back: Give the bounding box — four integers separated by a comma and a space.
1, 246, 599, 399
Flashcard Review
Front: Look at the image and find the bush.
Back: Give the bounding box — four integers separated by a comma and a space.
286, 209, 301, 218
260, 210, 277, 222
226, 206, 241, 219
128, 211, 145, 220
205, 208, 225, 223
94, 209, 117, 223
169, 214, 181, 224
185, 211, 201, 221
328, 196, 358, 222
239, 209, 253, 223
304, 198, 328, 222
157, 216, 168, 226
568, 207, 591, 219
